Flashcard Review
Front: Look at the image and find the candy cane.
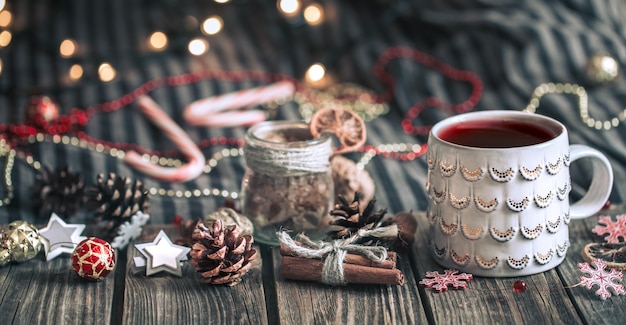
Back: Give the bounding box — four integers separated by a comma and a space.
183, 80, 295, 127
124, 96, 206, 182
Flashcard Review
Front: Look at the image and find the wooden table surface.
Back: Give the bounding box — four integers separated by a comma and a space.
1, 206, 625, 325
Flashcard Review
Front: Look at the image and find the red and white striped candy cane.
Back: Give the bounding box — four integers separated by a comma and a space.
124, 96, 206, 182
183, 80, 295, 127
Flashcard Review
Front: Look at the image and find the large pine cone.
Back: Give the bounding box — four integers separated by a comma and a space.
189, 219, 257, 286
31, 166, 85, 219
84, 172, 150, 241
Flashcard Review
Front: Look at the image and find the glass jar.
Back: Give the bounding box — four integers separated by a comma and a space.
241, 121, 334, 245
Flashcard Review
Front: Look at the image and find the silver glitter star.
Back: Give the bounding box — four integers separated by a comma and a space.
133, 230, 190, 277
39, 213, 87, 261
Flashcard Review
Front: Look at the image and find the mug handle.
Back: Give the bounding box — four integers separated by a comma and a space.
569, 144, 614, 219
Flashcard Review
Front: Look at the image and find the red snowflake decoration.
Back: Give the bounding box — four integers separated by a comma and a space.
578, 258, 626, 300
419, 269, 473, 292
592, 215, 626, 243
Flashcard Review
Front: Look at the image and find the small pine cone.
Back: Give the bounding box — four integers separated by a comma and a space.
84, 172, 150, 241
327, 191, 387, 240
189, 219, 257, 286
31, 166, 85, 219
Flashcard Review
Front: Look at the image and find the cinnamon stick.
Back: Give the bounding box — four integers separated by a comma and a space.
280, 256, 405, 285
279, 243, 397, 269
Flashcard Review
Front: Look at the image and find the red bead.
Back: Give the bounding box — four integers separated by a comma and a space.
513, 280, 527, 293
71, 237, 116, 281
602, 199, 611, 210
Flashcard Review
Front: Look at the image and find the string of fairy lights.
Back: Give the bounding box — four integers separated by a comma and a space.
0, 0, 332, 87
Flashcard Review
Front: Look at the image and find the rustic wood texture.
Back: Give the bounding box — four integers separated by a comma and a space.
272, 245, 427, 324
0, 252, 115, 325
121, 225, 268, 325
2, 211, 626, 324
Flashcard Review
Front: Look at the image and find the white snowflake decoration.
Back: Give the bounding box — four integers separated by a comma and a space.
578, 258, 626, 300
111, 211, 150, 249
419, 269, 473, 292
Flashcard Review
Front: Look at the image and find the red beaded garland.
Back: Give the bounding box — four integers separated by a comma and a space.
513, 280, 528, 293
373, 46, 483, 136
2, 50, 483, 163
71, 237, 116, 281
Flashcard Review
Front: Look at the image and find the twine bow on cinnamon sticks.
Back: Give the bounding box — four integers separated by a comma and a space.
277, 230, 405, 286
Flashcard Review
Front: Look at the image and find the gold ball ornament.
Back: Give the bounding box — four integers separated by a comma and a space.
0, 247, 11, 266
585, 53, 620, 86
0, 221, 42, 263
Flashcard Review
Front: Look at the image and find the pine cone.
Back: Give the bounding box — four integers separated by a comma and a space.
84, 172, 150, 241
31, 166, 85, 219
327, 192, 387, 240
189, 219, 257, 286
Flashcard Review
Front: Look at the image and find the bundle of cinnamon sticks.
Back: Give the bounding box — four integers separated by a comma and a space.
279, 243, 405, 286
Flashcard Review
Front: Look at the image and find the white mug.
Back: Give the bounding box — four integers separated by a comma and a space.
426, 110, 613, 277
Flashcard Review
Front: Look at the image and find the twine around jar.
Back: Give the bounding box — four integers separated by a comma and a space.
243, 122, 333, 176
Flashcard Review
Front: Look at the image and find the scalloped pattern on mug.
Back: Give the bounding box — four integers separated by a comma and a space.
534, 191, 553, 208
534, 249, 554, 265
546, 216, 561, 233
451, 250, 471, 266
564, 152, 571, 167
440, 217, 458, 235
489, 167, 515, 182
557, 182, 570, 201
427, 155, 436, 170
520, 224, 543, 239
461, 224, 484, 240
520, 164, 543, 181
433, 243, 447, 259
556, 240, 570, 257
450, 193, 471, 209
507, 197, 529, 212
474, 196, 498, 212
475, 254, 499, 270
563, 209, 571, 224
490, 226, 516, 242
460, 166, 485, 182
507, 255, 530, 270
439, 160, 457, 177
546, 157, 562, 175
432, 186, 446, 203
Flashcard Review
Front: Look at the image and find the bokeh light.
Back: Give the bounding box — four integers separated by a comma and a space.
98, 63, 116, 82
69, 64, 83, 81
148, 31, 168, 51
201, 16, 223, 35
59, 39, 77, 58
306, 63, 326, 83
0, 30, 11, 47
304, 4, 324, 25
0, 10, 12, 27
188, 38, 209, 56
277, 0, 300, 17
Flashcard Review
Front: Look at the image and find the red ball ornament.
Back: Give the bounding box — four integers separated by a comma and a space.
25, 95, 60, 126
513, 280, 528, 293
71, 237, 116, 281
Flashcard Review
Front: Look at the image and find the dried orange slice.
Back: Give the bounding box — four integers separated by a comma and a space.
310, 107, 366, 154
582, 242, 626, 270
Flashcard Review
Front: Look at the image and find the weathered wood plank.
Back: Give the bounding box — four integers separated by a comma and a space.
121, 225, 268, 325
556, 205, 626, 325
271, 244, 427, 324
410, 212, 584, 325
0, 251, 115, 325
